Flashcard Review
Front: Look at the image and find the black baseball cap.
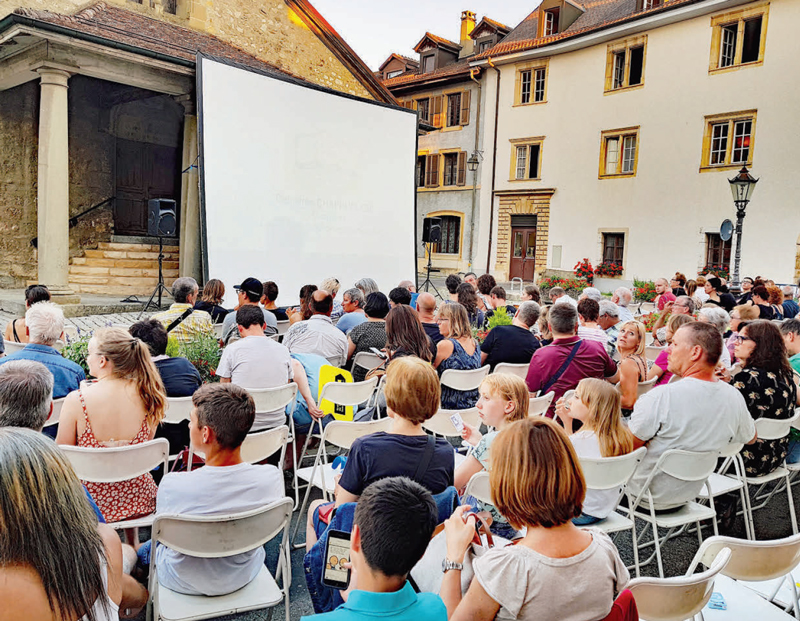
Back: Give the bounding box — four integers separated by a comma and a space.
234, 277, 263, 298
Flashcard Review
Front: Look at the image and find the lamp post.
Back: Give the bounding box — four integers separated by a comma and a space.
727, 166, 759, 294
466, 150, 482, 270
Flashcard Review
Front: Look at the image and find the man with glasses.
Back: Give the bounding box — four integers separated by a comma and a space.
651, 296, 695, 346
736, 277, 755, 305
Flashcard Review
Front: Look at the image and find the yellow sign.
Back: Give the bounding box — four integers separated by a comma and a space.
318, 365, 353, 421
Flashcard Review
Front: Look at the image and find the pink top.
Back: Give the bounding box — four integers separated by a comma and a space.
657, 292, 676, 311
653, 349, 673, 386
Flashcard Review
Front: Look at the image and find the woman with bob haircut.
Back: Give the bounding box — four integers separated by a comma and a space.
616, 320, 648, 416
57, 327, 167, 532
434, 303, 482, 409
457, 282, 484, 328
0, 428, 147, 620
385, 304, 435, 362
193, 278, 228, 323
347, 291, 390, 381
305, 356, 454, 550
441, 417, 628, 621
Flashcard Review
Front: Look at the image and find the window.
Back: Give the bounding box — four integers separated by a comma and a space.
705, 233, 732, 270
510, 141, 543, 180
423, 55, 435, 73
416, 156, 426, 187
602, 233, 625, 266
479, 40, 491, 52
163, 0, 177, 14
710, 5, 768, 72
446, 93, 461, 127
520, 70, 532, 104
641, 0, 661, 9
599, 128, 639, 177
386, 69, 403, 79
604, 37, 646, 92
416, 98, 430, 123
430, 215, 461, 255
443, 153, 458, 186
424, 154, 439, 187
516, 62, 548, 105
544, 8, 560, 36
702, 111, 756, 169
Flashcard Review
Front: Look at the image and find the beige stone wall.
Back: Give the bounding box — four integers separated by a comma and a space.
494, 194, 551, 282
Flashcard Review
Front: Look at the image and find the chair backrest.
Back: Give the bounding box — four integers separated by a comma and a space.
439, 365, 490, 392
628, 547, 731, 621
352, 352, 385, 375
463, 471, 491, 506
321, 418, 392, 450
579, 447, 647, 491
632, 449, 719, 509
212, 323, 225, 338
151, 497, 293, 559
246, 383, 298, 415
422, 407, 481, 437
3, 341, 25, 355
319, 376, 379, 407
163, 396, 194, 424
644, 346, 665, 363
754, 409, 800, 441
529, 391, 555, 416
689, 533, 800, 582
636, 376, 658, 397
240, 425, 289, 464
276, 320, 291, 336
493, 362, 529, 380
43, 397, 66, 428
61, 439, 169, 483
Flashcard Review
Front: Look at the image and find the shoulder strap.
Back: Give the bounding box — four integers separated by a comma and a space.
541, 340, 583, 395
412, 434, 436, 484
167, 308, 194, 333
12, 318, 20, 342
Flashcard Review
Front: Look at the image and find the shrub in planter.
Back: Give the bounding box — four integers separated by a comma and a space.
574, 258, 594, 282
633, 279, 657, 302
62, 334, 91, 377
699, 265, 730, 280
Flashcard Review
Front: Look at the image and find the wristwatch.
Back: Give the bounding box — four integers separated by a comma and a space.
442, 558, 463, 573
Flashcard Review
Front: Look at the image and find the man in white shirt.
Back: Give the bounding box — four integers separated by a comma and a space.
628, 322, 757, 508
549, 286, 578, 309
217, 305, 293, 431
612, 287, 634, 322
283, 290, 348, 367
144, 383, 285, 596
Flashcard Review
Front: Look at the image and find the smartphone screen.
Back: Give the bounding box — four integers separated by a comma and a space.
322, 530, 351, 590
449, 413, 465, 433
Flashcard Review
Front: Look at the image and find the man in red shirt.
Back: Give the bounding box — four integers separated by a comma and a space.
526, 304, 618, 418
654, 278, 676, 311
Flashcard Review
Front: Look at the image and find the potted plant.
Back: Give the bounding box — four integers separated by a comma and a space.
594, 262, 624, 278
574, 258, 594, 284
633, 279, 657, 302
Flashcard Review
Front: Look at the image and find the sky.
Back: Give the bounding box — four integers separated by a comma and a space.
310, 0, 540, 70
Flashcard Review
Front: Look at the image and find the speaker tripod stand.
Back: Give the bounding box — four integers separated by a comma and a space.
137, 236, 172, 317
419, 242, 442, 300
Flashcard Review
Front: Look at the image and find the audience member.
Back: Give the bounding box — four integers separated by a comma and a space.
577, 298, 608, 344
780, 319, 800, 374
285, 290, 349, 367
611, 287, 634, 322
580, 287, 603, 302
0, 360, 54, 431
726, 305, 759, 362
697, 306, 732, 369
694, 276, 710, 303
616, 321, 648, 417
556, 378, 633, 525
648, 314, 695, 386
521, 284, 541, 303
476, 274, 497, 299
152, 277, 214, 344
321, 277, 344, 320
537, 305, 552, 345
598, 300, 621, 359
732, 321, 797, 477
193, 278, 228, 324
686, 279, 702, 308
385, 305, 434, 362
398, 279, 419, 308
416, 292, 443, 346
455, 374, 529, 538
348, 292, 390, 381
288, 284, 319, 325
704, 277, 736, 312
457, 282, 485, 327
627, 322, 756, 508
441, 417, 629, 621
445, 274, 461, 302
654, 278, 676, 311
262, 281, 289, 321
751, 285, 774, 319
336, 287, 368, 334
671, 273, 687, 297
220, 277, 278, 343
488, 286, 517, 317
0, 301, 85, 398
549, 286, 578, 309
389, 286, 413, 307
3, 284, 50, 344
355, 278, 380, 297
300, 477, 444, 621
767, 285, 786, 319
289, 352, 330, 436
434, 303, 482, 409
138, 384, 285, 596
736, 277, 754, 305
526, 304, 618, 418
651, 296, 694, 345
480, 302, 540, 370
464, 272, 478, 289
782, 286, 799, 319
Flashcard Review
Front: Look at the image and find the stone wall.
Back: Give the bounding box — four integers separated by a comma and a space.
495, 193, 552, 282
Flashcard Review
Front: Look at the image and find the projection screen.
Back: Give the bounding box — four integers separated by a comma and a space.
197, 55, 418, 308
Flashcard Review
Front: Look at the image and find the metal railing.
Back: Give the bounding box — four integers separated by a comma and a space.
30, 196, 115, 248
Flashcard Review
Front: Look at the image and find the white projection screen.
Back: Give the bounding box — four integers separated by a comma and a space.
197, 55, 418, 307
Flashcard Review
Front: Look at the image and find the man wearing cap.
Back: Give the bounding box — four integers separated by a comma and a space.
152, 277, 214, 344
220, 277, 278, 346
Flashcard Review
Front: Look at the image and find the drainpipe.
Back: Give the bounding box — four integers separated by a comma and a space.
468, 68, 482, 270
485, 57, 501, 275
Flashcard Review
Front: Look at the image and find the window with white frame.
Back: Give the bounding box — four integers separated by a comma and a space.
518, 67, 546, 104
514, 143, 542, 180
703, 112, 756, 168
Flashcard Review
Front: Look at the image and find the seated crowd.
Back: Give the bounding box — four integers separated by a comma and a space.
0, 269, 799, 621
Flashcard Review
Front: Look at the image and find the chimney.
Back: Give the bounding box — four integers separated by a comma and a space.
459, 10, 476, 58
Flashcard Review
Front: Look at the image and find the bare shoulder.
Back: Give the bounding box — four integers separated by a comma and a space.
0, 565, 56, 620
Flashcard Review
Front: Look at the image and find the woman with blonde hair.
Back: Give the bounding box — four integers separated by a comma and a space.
442, 418, 628, 621
616, 320, 648, 416
434, 302, 482, 409
455, 373, 529, 538
57, 327, 167, 529
194, 278, 228, 323
556, 378, 633, 524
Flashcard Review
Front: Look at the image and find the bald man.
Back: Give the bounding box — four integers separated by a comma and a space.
416, 292, 443, 346
398, 279, 418, 308
283, 289, 348, 367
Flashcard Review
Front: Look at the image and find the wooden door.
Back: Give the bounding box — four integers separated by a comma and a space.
509, 227, 537, 281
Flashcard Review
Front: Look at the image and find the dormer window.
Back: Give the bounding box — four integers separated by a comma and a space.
479, 41, 491, 52
386, 70, 403, 79
544, 8, 560, 36
423, 55, 435, 73
642, 0, 662, 9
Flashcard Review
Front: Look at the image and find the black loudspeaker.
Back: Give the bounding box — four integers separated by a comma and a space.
147, 199, 177, 237
422, 217, 442, 244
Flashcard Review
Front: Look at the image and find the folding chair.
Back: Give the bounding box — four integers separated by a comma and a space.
628, 547, 731, 621
630, 448, 720, 578
422, 407, 481, 438
146, 498, 293, 621
212, 323, 225, 339
292, 418, 391, 547
43, 397, 66, 430
529, 391, 555, 416
61, 439, 169, 529
276, 320, 290, 342
463, 470, 491, 506
645, 346, 665, 363
492, 362, 530, 380
162, 396, 194, 463
637, 376, 658, 398
439, 366, 490, 407
189, 426, 290, 474
697, 442, 752, 540
3, 340, 25, 355
579, 447, 647, 576
352, 352, 385, 378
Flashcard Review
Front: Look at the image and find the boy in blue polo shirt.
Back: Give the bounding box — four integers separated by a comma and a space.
302, 477, 446, 620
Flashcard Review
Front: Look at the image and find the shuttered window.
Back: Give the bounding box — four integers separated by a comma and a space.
425, 154, 440, 187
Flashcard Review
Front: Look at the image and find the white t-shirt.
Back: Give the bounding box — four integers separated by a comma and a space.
578, 326, 609, 344
155, 463, 285, 596
570, 431, 620, 519
553, 295, 578, 309
628, 378, 755, 508
217, 335, 293, 430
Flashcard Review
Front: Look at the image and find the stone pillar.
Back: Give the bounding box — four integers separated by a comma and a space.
178, 98, 202, 281
36, 67, 79, 303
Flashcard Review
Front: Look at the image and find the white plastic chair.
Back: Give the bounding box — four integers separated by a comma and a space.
43, 397, 66, 429
163, 396, 194, 425
529, 391, 555, 416
628, 547, 731, 621
440, 365, 490, 396
422, 407, 481, 438
579, 447, 647, 576
463, 470, 491, 506
492, 362, 529, 380
3, 340, 25, 355
352, 352, 385, 377
61, 439, 169, 529
212, 323, 224, 339
146, 498, 293, 621
645, 345, 666, 363
637, 376, 658, 397
697, 442, 753, 540
276, 320, 291, 339
190, 426, 290, 476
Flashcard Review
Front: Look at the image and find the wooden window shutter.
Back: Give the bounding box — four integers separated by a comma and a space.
457, 152, 467, 186
460, 90, 471, 126
432, 95, 443, 128
426, 154, 440, 187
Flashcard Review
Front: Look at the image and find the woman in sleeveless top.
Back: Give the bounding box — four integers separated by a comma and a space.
3, 284, 50, 343
616, 320, 649, 418
57, 327, 167, 529
434, 303, 482, 409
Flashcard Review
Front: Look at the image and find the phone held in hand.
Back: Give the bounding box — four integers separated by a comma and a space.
449, 413, 465, 433
369, 347, 388, 360
322, 529, 352, 590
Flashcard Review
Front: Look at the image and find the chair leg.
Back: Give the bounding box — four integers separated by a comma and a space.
696, 521, 703, 546
291, 457, 320, 549
651, 519, 665, 578
786, 473, 798, 535
790, 576, 800, 619
630, 521, 640, 578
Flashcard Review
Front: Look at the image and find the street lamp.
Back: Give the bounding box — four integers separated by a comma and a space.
727, 166, 759, 294
467, 151, 481, 172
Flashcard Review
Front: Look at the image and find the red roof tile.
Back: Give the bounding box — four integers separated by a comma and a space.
471, 15, 512, 38
382, 57, 475, 88
413, 31, 462, 53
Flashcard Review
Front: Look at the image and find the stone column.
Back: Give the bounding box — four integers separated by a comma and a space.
36, 67, 79, 303
178, 97, 202, 281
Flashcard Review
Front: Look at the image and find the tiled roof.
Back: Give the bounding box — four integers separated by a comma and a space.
377, 52, 419, 72
413, 31, 462, 53
471, 15, 512, 38
476, 0, 702, 59
382, 56, 475, 89
12, 2, 301, 79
